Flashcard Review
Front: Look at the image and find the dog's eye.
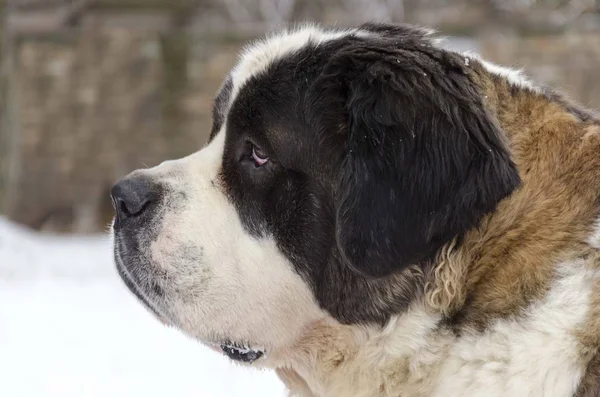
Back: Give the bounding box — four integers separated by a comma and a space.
251, 145, 269, 166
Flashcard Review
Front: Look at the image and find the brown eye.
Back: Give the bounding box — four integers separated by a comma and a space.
251, 145, 269, 166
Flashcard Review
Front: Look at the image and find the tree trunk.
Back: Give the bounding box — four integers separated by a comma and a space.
0, 1, 21, 217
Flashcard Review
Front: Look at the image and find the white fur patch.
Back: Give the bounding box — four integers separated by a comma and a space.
589, 217, 600, 249
229, 25, 368, 102
462, 51, 539, 92
433, 260, 595, 397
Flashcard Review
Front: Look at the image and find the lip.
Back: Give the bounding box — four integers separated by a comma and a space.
113, 237, 167, 321
214, 341, 265, 364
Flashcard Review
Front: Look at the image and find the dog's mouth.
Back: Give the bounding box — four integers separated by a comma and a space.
114, 229, 266, 364
217, 341, 265, 363
113, 236, 171, 324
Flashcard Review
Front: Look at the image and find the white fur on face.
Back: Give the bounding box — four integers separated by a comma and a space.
118, 26, 374, 364
228, 24, 369, 104
135, 130, 325, 362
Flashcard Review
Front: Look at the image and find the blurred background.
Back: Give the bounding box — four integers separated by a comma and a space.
0, 1, 599, 396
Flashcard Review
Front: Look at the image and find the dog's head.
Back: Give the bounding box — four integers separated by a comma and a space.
111, 23, 520, 365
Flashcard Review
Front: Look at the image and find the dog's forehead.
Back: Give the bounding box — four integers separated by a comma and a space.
227, 25, 369, 105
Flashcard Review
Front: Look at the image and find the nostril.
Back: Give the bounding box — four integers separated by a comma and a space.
111, 177, 155, 221
117, 195, 148, 217
119, 198, 133, 217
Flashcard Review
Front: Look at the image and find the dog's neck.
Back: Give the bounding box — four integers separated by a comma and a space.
273, 304, 446, 397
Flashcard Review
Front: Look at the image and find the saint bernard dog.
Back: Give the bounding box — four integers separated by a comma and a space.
110, 23, 600, 397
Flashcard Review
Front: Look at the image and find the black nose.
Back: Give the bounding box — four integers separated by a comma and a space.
110, 177, 154, 222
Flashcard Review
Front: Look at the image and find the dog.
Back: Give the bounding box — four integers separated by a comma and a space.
110, 23, 600, 397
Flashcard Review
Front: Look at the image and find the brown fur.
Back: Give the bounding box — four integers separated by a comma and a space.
577, 351, 600, 397
424, 64, 600, 330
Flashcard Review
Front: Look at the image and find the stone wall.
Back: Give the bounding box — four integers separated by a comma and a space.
1, 20, 245, 232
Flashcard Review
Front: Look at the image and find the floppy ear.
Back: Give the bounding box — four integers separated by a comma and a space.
327, 36, 521, 278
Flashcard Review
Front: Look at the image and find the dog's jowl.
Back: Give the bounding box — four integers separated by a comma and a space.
111, 23, 600, 397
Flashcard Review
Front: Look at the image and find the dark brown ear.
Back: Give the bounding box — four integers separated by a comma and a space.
323, 30, 520, 278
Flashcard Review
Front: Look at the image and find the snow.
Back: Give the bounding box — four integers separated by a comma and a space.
0, 218, 285, 397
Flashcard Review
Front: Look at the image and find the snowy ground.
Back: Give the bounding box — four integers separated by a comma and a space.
0, 218, 285, 397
